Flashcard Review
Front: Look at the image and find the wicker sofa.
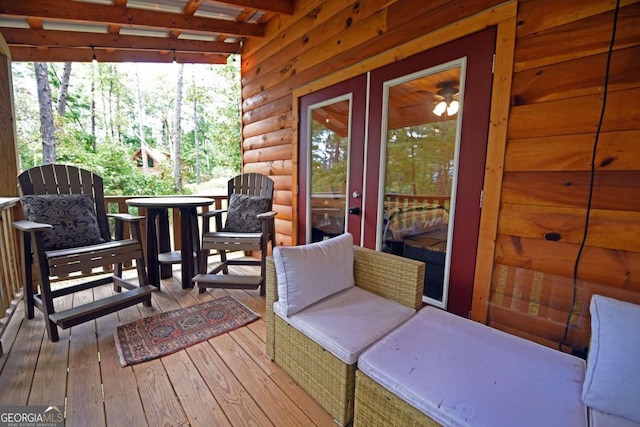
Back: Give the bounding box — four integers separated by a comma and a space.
265, 236, 424, 426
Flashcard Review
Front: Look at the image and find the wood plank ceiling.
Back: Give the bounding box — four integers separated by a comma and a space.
0, 0, 293, 63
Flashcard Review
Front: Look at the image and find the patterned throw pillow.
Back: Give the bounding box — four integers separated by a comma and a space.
223, 193, 271, 233
21, 194, 106, 251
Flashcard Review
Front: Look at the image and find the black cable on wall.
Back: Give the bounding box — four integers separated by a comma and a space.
558, 0, 622, 353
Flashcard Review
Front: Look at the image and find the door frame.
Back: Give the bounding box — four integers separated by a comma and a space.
291, 3, 517, 322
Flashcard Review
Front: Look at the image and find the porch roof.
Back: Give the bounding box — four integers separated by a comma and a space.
0, 0, 293, 64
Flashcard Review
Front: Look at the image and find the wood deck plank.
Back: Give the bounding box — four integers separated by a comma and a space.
94, 285, 148, 427
133, 359, 189, 427
66, 289, 105, 427
27, 295, 71, 406
211, 333, 316, 426
187, 341, 273, 427
0, 301, 25, 374
229, 326, 336, 426
163, 276, 202, 308
163, 350, 233, 427
0, 307, 45, 405
247, 318, 267, 342
226, 288, 266, 317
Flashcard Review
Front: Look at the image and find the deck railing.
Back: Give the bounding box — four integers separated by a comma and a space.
0, 198, 22, 356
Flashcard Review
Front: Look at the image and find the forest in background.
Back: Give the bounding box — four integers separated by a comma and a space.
11, 57, 242, 196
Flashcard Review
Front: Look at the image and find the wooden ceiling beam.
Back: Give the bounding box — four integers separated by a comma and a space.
217, 0, 294, 15
0, 0, 265, 38
27, 17, 44, 30
183, 0, 205, 16
1, 28, 241, 54
8, 45, 229, 64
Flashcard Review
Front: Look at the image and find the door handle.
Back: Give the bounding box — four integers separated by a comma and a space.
348, 207, 361, 215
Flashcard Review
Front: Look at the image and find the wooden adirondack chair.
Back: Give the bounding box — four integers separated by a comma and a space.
13, 164, 153, 342
193, 173, 276, 296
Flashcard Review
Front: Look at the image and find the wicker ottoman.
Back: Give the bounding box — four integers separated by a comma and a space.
355, 306, 588, 426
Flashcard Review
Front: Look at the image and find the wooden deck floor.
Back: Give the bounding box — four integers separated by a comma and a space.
0, 262, 336, 427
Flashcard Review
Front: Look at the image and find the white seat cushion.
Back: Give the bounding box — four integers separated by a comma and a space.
274, 286, 415, 365
358, 307, 588, 427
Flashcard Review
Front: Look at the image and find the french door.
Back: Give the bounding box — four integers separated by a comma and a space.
298, 29, 496, 317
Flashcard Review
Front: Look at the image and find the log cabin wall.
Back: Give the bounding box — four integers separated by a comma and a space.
493, 0, 640, 352
240, 0, 640, 352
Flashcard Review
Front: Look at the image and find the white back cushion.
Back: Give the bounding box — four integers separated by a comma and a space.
582, 295, 640, 423
273, 233, 354, 316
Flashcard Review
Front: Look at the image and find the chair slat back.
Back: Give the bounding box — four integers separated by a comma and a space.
18, 164, 111, 242
228, 173, 274, 209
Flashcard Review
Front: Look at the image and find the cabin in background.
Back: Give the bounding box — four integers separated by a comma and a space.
132, 147, 171, 176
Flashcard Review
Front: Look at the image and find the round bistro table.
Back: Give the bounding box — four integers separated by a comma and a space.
126, 197, 214, 289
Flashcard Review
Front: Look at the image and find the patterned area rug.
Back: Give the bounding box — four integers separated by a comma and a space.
114, 296, 260, 367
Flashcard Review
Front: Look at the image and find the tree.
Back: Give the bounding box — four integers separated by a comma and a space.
56, 62, 72, 116
34, 62, 56, 164
90, 61, 97, 148
192, 68, 201, 185
172, 63, 185, 192
134, 66, 149, 172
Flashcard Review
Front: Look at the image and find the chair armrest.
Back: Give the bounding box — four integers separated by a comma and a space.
12, 219, 52, 232
265, 256, 278, 360
353, 246, 424, 310
257, 211, 277, 220
107, 213, 144, 222
199, 209, 226, 219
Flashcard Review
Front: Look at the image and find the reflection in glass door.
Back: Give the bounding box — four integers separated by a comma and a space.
379, 61, 464, 308
307, 96, 350, 242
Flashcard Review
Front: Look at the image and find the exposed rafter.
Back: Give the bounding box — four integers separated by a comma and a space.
0, 0, 294, 63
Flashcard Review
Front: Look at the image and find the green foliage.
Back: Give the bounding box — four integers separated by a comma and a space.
207, 60, 242, 173
56, 137, 176, 196
12, 58, 242, 194
310, 122, 348, 194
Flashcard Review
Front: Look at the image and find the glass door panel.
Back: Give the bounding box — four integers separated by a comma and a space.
298, 74, 367, 245
379, 63, 463, 308
308, 97, 350, 242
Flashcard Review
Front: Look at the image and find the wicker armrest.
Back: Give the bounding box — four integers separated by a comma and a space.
265, 256, 278, 360
353, 246, 424, 310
